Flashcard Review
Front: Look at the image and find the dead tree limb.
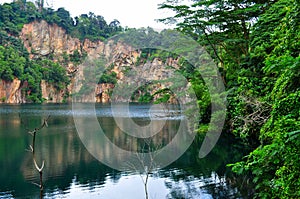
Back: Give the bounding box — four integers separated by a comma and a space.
27, 115, 50, 193
126, 139, 162, 199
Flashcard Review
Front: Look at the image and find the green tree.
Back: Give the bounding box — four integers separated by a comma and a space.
229, 0, 300, 197
0, 45, 26, 81
98, 71, 117, 84
21, 61, 43, 103
159, 0, 275, 85
0, 0, 124, 103
40, 59, 69, 90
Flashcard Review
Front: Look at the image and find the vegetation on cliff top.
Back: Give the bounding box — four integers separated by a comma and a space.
0, 0, 122, 40
0, 0, 299, 197
0, 0, 123, 102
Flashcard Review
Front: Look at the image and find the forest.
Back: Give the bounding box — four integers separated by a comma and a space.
159, 0, 299, 198
0, 0, 299, 198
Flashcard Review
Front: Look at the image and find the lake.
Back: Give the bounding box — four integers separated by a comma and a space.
0, 104, 252, 198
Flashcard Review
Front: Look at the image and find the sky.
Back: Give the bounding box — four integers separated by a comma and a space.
0, 0, 175, 29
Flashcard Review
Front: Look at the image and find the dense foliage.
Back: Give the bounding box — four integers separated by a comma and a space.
0, 0, 122, 40
0, 0, 122, 102
1, 0, 299, 196
160, 0, 300, 198
230, 0, 300, 197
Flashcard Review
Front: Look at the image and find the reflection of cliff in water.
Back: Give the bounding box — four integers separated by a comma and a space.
19, 115, 96, 181
0, 104, 253, 198
98, 117, 180, 152
15, 111, 182, 187
0, 113, 113, 197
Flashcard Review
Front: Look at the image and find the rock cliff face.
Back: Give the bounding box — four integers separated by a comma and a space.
21, 20, 81, 58
0, 79, 25, 103
0, 20, 181, 103
40, 80, 64, 103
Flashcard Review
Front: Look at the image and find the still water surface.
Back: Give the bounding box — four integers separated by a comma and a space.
0, 104, 251, 198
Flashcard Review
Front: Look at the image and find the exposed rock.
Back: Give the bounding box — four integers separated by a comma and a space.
95, 83, 115, 103
20, 20, 82, 59
0, 79, 24, 103
1, 20, 186, 103
41, 80, 65, 103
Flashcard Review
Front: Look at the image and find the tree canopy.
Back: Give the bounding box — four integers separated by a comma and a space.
160, 0, 300, 198
159, 0, 276, 84
0, 0, 123, 40
0, 0, 299, 196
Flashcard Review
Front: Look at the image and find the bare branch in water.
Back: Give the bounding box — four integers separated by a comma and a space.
24, 115, 50, 196
125, 138, 162, 199
33, 159, 45, 173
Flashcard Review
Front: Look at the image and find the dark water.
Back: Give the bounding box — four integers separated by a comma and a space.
0, 104, 252, 199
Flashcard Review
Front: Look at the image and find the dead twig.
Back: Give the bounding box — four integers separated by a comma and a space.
126, 138, 162, 199
230, 95, 271, 137
26, 115, 50, 194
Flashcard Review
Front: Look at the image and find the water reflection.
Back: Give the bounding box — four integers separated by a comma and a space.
0, 104, 252, 198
